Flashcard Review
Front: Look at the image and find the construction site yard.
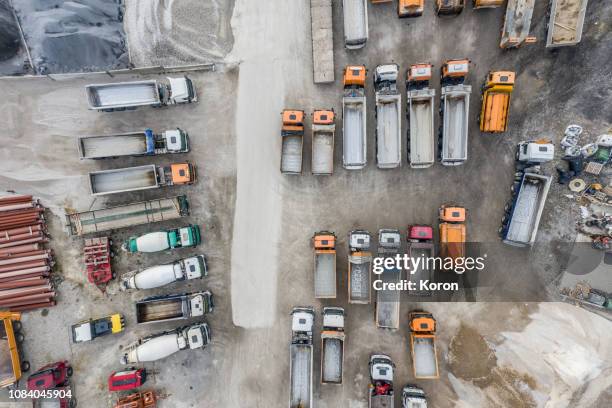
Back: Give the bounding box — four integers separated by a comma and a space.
0, 0, 611, 407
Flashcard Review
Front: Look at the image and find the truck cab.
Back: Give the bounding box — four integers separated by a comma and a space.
398, 0, 424, 17
162, 162, 197, 185
71, 314, 125, 343
167, 76, 197, 104
517, 140, 555, 163
472, 0, 503, 8
158, 128, 189, 153
402, 384, 428, 407
27, 361, 72, 391
441, 59, 469, 85
369, 354, 395, 408
407, 64, 432, 90
435, 0, 465, 15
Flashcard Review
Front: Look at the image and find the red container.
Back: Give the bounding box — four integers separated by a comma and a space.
108, 368, 147, 391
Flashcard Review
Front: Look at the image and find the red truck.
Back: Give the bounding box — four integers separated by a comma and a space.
109, 368, 147, 391
84, 237, 113, 289
27, 361, 75, 408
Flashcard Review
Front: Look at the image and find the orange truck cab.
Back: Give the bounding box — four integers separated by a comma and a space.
0, 312, 27, 389
436, 0, 465, 15
479, 71, 515, 133
472, 0, 504, 8
441, 59, 469, 86
168, 163, 196, 185
343, 65, 367, 88
406, 63, 432, 89
439, 205, 467, 269
398, 0, 424, 17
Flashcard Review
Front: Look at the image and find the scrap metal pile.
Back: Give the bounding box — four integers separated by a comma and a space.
0, 195, 55, 311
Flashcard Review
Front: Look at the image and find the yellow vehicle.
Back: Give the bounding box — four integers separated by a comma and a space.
71, 313, 125, 343
479, 71, 515, 133
439, 205, 467, 271
472, 0, 504, 8
0, 312, 28, 388
398, 0, 424, 17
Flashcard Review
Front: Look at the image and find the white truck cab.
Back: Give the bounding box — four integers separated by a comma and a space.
168, 77, 197, 104
517, 141, 555, 163
370, 354, 394, 383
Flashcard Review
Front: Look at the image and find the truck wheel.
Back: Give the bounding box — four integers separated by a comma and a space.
12, 321, 22, 332
67, 366, 73, 377
504, 203, 511, 212
15, 332, 25, 344
69, 398, 77, 408
21, 361, 30, 372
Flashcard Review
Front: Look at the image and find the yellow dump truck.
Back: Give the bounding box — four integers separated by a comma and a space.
0, 312, 28, 388
479, 71, 515, 133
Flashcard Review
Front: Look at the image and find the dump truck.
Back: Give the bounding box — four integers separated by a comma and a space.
516, 140, 555, 163
409, 312, 439, 379
407, 225, 435, 297
343, 0, 368, 49
66, 196, 189, 236
85, 77, 197, 112
124, 225, 201, 253
121, 255, 207, 291
369, 354, 395, 408
473, 0, 503, 8
435, 0, 465, 15
546, 0, 589, 47
0, 312, 28, 388
374, 64, 402, 169
398, 0, 424, 17
71, 314, 125, 343
120, 322, 211, 364
136, 291, 214, 324
281, 110, 305, 174
88, 163, 196, 196
439, 60, 471, 166
500, 171, 552, 247
311, 110, 335, 175
78, 128, 189, 160
402, 385, 428, 408
375, 229, 401, 329
313, 232, 337, 298
289, 307, 314, 408
500, 0, 536, 48
479, 71, 515, 133
343, 66, 368, 169
439, 205, 466, 273
320, 307, 345, 385
406, 64, 435, 168
348, 230, 372, 304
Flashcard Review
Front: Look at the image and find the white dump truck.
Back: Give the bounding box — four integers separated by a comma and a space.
342, 0, 368, 49
374, 64, 402, 169
135, 291, 214, 324
406, 64, 436, 168
342, 66, 367, 170
120, 255, 207, 291
375, 229, 401, 329
321, 307, 345, 385
546, 0, 589, 47
439, 60, 471, 166
290, 307, 314, 408
348, 230, 372, 304
313, 232, 337, 298
369, 354, 395, 408
120, 322, 211, 364
406, 226, 435, 297
85, 77, 197, 112
312, 110, 336, 175
78, 128, 189, 159
402, 385, 428, 408
88, 162, 196, 196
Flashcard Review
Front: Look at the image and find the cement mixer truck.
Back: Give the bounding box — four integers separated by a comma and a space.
120, 322, 211, 364
120, 255, 207, 291
124, 225, 201, 253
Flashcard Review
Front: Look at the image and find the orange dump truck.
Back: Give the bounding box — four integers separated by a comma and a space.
409, 312, 439, 379
0, 312, 28, 389
439, 205, 466, 272
281, 110, 305, 174
479, 71, 515, 133
312, 110, 335, 175
398, 0, 424, 17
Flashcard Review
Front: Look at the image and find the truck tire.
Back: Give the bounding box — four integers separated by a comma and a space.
12, 321, 22, 332
69, 398, 77, 408
67, 366, 73, 377
21, 361, 30, 372
15, 332, 24, 344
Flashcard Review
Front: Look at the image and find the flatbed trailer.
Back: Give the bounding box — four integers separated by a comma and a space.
546, 0, 589, 47
500, 0, 536, 48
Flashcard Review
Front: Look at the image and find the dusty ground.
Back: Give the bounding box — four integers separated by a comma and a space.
0, 0, 611, 407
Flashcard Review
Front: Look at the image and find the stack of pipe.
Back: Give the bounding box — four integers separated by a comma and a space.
0, 195, 55, 311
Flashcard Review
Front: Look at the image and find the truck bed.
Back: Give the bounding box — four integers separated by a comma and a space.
342, 0, 368, 47
290, 344, 312, 408
546, 0, 588, 47
136, 299, 184, 323
343, 97, 367, 169
370, 394, 394, 408
321, 337, 343, 383
348, 254, 371, 303
314, 253, 336, 298
376, 94, 402, 168
87, 81, 160, 109
89, 165, 158, 195
408, 244, 434, 296
441, 86, 470, 165
408, 89, 435, 168
281, 135, 303, 174
79, 133, 147, 158
504, 173, 551, 246
312, 128, 334, 175
500, 0, 535, 47
413, 337, 438, 378
376, 264, 401, 328
481, 92, 510, 133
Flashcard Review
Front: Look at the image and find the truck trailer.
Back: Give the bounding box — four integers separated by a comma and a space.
406, 64, 436, 168
313, 232, 337, 298
136, 291, 214, 324
409, 312, 439, 379
546, 0, 589, 48
312, 110, 336, 175
78, 128, 189, 159
124, 225, 201, 253
407, 225, 435, 297
290, 307, 314, 408
85, 77, 196, 112
281, 110, 305, 174
88, 163, 196, 196
439, 60, 471, 166
479, 71, 515, 133
375, 229, 401, 329
342, 0, 369, 49
500, 0, 536, 48
66, 195, 189, 236
343, 66, 368, 169
374, 64, 402, 169
321, 307, 345, 385
121, 255, 207, 290
0, 312, 27, 389
348, 230, 372, 304
369, 354, 395, 408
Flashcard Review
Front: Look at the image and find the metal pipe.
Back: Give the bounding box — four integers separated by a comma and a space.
0, 244, 41, 257
0, 252, 50, 265
10, 300, 55, 312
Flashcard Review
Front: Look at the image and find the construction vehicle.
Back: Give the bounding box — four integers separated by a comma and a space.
88, 163, 196, 196
0, 312, 28, 388
108, 368, 147, 391
343, 0, 368, 49
500, 171, 552, 247
406, 64, 435, 168
83, 237, 113, 288
435, 0, 465, 15
136, 291, 214, 324
374, 64, 402, 169
472, 0, 503, 8
120, 322, 211, 364
321, 307, 345, 385
369, 354, 395, 408
398, 0, 424, 17
113, 390, 160, 408
348, 230, 372, 304
375, 229, 401, 329
281, 110, 305, 174
124, 225, 201, 253
516, 140, 555, 163
313, 232, 337, 298
402, 384, 428, 407
27, 361, 72, 391
120, 255, 207, 291
78, 128, 189, 159
66, 196, 190, 236
71, 314, 125, 343
311, 110, 336, 175
85, 77, 197, 112
546, 0, 589, 48
500, 0, 536, 48
409, 312, 439, 379
479, 71, 515, 133
439, 205, 467, 272
343, 66, 368, 169
407, 226, 435, 296
439, 59, 471, 166
289, 307, 314, 408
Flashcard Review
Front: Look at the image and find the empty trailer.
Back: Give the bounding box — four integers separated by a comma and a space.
440, 85, 471, 165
